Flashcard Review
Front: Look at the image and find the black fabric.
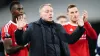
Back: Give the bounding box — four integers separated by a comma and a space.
97, 46, 100, 55
15, 18, 85, 56
15, 22, 44, 56
87, 35, 97, 56
0, 52, 5, 56
0, 31, 4, 54
40, 19, 60, 56
0, 42, 4, 52
0, 31, 4, 52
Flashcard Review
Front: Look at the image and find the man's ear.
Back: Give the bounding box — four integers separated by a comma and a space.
11, 10, 13, 14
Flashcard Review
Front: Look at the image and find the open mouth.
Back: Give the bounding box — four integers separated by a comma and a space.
49, 17, 52, 18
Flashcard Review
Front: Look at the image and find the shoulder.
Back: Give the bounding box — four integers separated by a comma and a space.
1, 22, 13, 39
63, 22, 78, 27
3, 20, 17, 30
1, 21, 13, 33
28, 22, 34, 27
54, 23, 64, 31
3, 21, 12, 28
54, 23, 62, 28
28, 21, 40, 28
27, 21, 41, 31
63, 22, 71, 26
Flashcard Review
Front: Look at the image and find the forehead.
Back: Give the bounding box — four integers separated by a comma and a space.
13, 4, 23, 8
59, 18, 67, 20
41, 5, 53, 11
68, 7, 78, 12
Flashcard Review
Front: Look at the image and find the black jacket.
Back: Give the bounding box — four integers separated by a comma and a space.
0, 31, 4, 52
0, 31, 5, 56
15, 19, 85, 56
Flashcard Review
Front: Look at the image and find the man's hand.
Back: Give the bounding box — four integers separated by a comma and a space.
77, 17, 84, 27
82, 10, 88, 22
16, 15, 27, 30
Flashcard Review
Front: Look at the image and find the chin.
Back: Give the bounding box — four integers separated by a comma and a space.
72, 19, 77, 21
47, 20, 52, 22
48, 18, 52, 21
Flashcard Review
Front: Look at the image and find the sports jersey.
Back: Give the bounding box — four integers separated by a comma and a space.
63, 22, 97, 56
1, 20, 28, 56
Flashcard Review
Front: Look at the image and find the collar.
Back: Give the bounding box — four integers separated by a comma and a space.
9, 20, 17, 26
40, 18, 55, 26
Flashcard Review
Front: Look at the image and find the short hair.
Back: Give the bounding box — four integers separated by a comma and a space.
39, 3, 52, 13
67, 4, 76, 12
10, 1, 20, 11
57, 15, 67, 20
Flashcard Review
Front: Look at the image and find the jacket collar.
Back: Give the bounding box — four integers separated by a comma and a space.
34, 18, 55, 26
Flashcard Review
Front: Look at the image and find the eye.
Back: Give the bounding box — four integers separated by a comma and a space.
50, 10, 53, 12
45, 10, 49, 13
75, 11, 78, 13
17, 8, 23, 11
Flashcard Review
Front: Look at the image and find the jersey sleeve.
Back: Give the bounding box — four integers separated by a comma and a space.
1, 25, 12, 40
84, 22, 97, 40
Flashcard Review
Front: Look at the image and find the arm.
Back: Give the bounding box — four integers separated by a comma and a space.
59, 25, 85, 44
67, 26, 85, 44
82, 10, 97, 40
1, 25, 24, 55
60, 15, 85, 44
84, 22, 97, 40
3, 38, 24, 55
15, 15, 31, 46
15, 24, 32, 46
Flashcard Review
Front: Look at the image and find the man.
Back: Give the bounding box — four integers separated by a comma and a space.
1, 1, 28, 56
15, 4, 85, 56
0, 30, 5, 56
56, 15, 68, 25
63, 4, 97, 56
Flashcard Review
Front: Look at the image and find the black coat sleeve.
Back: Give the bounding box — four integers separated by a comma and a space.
59, 25, 85, 44
0, 34, 4, 52
0, 41, 4, 52
15, 23, 32, 46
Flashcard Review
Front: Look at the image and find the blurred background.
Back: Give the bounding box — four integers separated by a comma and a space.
0, 0, 100, 34
0, 0, 100, 56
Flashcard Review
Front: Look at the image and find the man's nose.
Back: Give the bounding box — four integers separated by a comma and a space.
49, 12, 53, 16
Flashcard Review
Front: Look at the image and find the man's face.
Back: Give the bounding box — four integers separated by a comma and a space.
40, 6, 53, 21
11, 4, 24, 16
67, 7, 79, 22
57, 18, 67, 25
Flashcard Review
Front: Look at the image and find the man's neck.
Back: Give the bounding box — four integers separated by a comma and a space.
11, 15, 16, 23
